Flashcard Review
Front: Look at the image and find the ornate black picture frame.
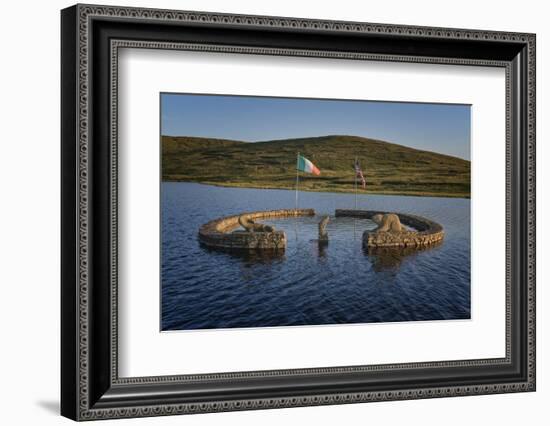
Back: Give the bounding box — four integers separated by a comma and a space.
61, 4, 536, 421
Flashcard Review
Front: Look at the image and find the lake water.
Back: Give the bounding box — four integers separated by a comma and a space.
161, 182, 470, 330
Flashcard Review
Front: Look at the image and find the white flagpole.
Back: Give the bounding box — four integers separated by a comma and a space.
295, 152, 299, 211
354, 156, 358, 210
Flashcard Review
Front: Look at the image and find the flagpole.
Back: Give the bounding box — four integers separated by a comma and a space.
354, 156, 358, 210
295, 152, 299, 211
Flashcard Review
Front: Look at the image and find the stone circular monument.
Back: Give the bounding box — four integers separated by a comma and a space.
335, 209, 444, 248
198, 209, 315, 250
199, 208, 443, 252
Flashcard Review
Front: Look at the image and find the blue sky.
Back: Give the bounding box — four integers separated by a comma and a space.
161, 93, 471, 160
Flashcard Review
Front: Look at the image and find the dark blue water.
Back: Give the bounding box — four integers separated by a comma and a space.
161, 182, 470, 330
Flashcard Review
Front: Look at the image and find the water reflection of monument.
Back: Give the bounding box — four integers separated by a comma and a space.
365, 243, 442, 272
201, 245, 286, 265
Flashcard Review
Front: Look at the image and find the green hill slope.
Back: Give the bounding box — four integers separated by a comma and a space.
162, 135, 470, 198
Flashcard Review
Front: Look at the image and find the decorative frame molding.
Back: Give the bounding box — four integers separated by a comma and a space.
61, 4, 536, 421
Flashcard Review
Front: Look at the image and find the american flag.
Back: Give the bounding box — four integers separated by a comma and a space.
354, 159, 366, 189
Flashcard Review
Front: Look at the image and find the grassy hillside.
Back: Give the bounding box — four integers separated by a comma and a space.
162, 135, 470, 198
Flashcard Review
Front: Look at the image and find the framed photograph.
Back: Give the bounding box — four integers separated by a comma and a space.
61, 4, 536, 421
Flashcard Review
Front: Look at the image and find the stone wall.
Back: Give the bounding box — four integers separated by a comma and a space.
335, 209, 444, 248
198, 209, 315, 250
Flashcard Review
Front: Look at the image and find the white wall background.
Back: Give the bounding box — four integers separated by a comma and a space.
0, 0, 546, 424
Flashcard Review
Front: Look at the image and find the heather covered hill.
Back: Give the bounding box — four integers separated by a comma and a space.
161, 135, 470, 198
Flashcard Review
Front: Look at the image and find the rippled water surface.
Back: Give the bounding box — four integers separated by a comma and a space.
162, 182, 470, 330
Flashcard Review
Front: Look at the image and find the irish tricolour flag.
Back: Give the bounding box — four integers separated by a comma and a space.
296, 154, 321, 175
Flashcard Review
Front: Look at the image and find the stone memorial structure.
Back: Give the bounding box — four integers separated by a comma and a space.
198, 209, 315, 250
318, 215, 330, 243
199, 208, 443, 253
335, 209, 444, 248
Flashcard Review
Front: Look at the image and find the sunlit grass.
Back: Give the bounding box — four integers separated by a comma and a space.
162, 135, 470, 198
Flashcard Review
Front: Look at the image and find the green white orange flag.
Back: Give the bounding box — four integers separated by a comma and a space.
296, 154, 321, 175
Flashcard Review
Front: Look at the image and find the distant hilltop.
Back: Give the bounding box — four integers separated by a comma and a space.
161, 135, 470, 198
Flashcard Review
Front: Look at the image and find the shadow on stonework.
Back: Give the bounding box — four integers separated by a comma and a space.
364, 241, 442, 273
